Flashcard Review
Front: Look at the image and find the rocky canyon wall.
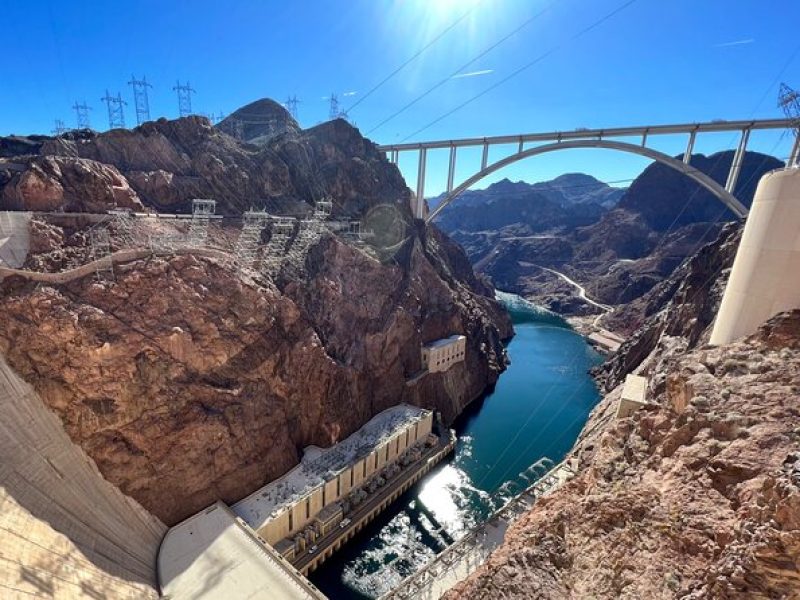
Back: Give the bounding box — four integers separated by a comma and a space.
445, 223, 800, 598
0, 103, 511, 528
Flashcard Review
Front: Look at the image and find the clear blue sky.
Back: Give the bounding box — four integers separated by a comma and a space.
2, 0, 799, 195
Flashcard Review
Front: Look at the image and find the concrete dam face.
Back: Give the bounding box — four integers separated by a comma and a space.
0, 357, 165, 599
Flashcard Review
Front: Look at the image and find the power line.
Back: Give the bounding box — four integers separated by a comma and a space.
346, 0, 485, 115
365, 1, 558, 136
400, 0, 640, 142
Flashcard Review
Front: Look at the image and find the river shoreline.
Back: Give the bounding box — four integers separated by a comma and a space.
310, 292, 603, 599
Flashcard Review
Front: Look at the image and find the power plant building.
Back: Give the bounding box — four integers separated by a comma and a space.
232, 405, 434, 549
421, 335, 466, 373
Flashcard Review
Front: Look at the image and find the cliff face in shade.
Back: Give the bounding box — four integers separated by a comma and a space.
444, 222, 800, 598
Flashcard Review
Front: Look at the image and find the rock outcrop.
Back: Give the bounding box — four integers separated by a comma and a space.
1, 105, 409, 218
447, 310, 800, 599
0, 101, 511, 526
445, 213, 800, 598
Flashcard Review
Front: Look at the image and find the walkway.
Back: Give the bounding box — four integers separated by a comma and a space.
0, 247, 230, 284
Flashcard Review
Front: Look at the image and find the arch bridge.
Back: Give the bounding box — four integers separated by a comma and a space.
377, 118, 799, 223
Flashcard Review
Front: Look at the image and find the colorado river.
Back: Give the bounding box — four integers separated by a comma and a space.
310, 292, 603, 599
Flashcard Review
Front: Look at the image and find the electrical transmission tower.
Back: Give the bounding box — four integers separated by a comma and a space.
329, 93, 340, 120
285, 95, 301, 121
72, 101, 92, 129
778, 83, 800, 167
173, 80, 196, 117
128, 75, 153, 125
52, 119, 68, 136
101, 90, 127, 129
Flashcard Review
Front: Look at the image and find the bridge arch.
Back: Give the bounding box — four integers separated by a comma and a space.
425, 139, 749, 223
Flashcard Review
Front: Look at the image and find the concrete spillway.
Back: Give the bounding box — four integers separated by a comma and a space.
0, 357, 165, 598
711, 167, 800, 345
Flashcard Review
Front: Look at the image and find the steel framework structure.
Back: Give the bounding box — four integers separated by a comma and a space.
128, 75, 153, 125
100, 90, 127, 130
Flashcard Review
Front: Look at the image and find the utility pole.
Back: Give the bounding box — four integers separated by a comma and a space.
128, 75, 153, 125
173, 80, 196, 117
52, 119, 68, 136
100, 90, 127, 129
285, 95, 300, 121
72, 101, 92, 130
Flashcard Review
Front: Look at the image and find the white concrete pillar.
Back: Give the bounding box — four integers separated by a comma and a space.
710, 167, 800, 345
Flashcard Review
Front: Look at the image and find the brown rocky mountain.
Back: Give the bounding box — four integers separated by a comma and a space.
0, 101, 511, 525
445, 222, 800, 599
1, 109, 407, 219
438, 151, 782, 316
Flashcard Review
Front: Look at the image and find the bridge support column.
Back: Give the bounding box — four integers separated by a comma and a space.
711, 167, 800, 345
391, 149, 399, 164
725, 128, 751, 193
481, 141, 489, 170
447, 146, 457, 193
683, 130, 697, 164
415, 148, 427, 219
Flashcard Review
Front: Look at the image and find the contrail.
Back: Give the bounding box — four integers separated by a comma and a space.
451, 69, 494, 79
714, 38, 755, 48
343, 91, 358, 97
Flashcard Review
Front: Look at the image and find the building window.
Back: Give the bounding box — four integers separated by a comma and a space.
363, 461, 366, 478
322, 487, 326, 506
386, 445, 390, 462
374, 453, 379, 469
289, 512, 293, 531
337, 476, 341, 497
306, 498, 310, 519
351, 469, 354, 487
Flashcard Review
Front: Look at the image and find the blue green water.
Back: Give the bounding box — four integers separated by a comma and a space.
310, 292, 603, 599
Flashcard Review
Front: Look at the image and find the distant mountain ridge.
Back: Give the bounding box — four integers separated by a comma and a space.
431, 174, 626, 234
435, 150, 783, 315
429, 173, 625, 212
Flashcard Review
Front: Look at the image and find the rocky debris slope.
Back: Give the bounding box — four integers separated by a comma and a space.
446, 309, 800, 599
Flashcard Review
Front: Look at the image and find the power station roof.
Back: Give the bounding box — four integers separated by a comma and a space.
232, 404, 430, 530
